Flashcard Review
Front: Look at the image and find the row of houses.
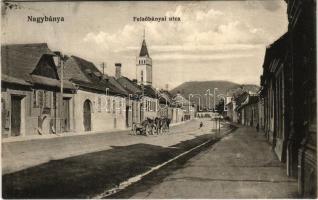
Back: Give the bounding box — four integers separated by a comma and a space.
1, 38, 196, 138
225, 90, 262, 128
226, 0, 316, 197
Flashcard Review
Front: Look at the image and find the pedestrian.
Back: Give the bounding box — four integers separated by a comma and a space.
256, 123, 259, 132
199, 121, 203, 129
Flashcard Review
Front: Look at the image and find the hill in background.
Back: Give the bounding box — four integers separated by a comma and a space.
170, 80, 260, 109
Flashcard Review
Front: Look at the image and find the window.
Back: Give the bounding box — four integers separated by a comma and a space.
112, 99, 116, 114
33, 90, 37, 108
43, 91, 51, 108
119, 100, 122, 114
107, 98, 111, 113
53, 92, 57, 109
141, 70, 144, 83
98, 96, 102, 112
38, 90, 44, 108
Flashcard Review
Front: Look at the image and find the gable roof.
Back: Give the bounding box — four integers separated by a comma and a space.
62, 56, 126, 96
235, 94, 259, 111
158, 90, 173, 104
108, 76, 129, 96
143, 85, 157, 98
139, 39, 150, 57
261, 32, 288, 80
1, 43, 75, 90
1, 43, 55, 81
172, 93, 191, 106
117, 76, 143, 95
116, 76, 158, 98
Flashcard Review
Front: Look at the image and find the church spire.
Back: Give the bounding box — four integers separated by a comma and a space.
136, 29, 152, 86
139, 29, 150, 57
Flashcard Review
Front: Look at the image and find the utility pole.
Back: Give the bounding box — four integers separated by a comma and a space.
54, 51, 65, 134
214, 88, 218, 111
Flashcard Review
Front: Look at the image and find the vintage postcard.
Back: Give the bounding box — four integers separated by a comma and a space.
1, 0, 317, 199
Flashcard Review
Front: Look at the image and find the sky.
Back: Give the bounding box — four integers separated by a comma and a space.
2, 1, 288, 90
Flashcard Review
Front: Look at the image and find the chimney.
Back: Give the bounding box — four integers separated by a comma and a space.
115, 63, 121, 79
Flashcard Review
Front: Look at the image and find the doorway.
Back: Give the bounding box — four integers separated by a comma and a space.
61, 98, 70, 132
126, 105, 129, 127
11, 95, 23, 136
83, 99, 91, 131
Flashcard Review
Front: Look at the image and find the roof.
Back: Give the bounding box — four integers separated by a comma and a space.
62, 56, 126, 96
261, 32, 288, 85
172, 93, 191, 107
108, 76, 129, 96
236, 94, 259, 111
143, 85, 157, 98
158, 90, 173, 104
117, 76, 143, 95
30, 74, 75, 90
1, 74, 32, 86
1, 43, 74, 90
116, 76, 158, 98
139, 39, 150, 57
2, 44, 56, 81
233, 91, 249, 107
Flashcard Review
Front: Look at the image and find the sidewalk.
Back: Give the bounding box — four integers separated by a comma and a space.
2, 119, 214, 175
127, 125, 298, 198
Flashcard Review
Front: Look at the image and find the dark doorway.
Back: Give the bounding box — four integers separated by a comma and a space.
61, 98, 70, 132
83, 100, 91, 131
11, 96, 22, 136
126, 105, 129, 127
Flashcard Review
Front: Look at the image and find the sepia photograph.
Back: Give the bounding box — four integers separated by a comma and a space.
1, 0, 317, 199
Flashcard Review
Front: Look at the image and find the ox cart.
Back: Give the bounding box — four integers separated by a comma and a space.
131, 117, 171, 136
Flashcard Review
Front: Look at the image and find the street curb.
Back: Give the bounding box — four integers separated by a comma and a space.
2, 120, 195, 143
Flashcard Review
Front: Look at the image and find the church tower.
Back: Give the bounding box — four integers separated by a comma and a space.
136, 31, 152, 86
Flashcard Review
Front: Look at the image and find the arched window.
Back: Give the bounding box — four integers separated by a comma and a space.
83, 99, 92, 131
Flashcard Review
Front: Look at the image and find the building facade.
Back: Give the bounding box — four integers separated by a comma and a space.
285, 0, 316, 197
1, 43, 75, 138
236, 94, 259, 128
260, 0, 316, 197
261, 33, 289, 161
62, 56, 127, 132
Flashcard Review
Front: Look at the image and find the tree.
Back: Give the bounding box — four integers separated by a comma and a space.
215, 99, 225, 115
